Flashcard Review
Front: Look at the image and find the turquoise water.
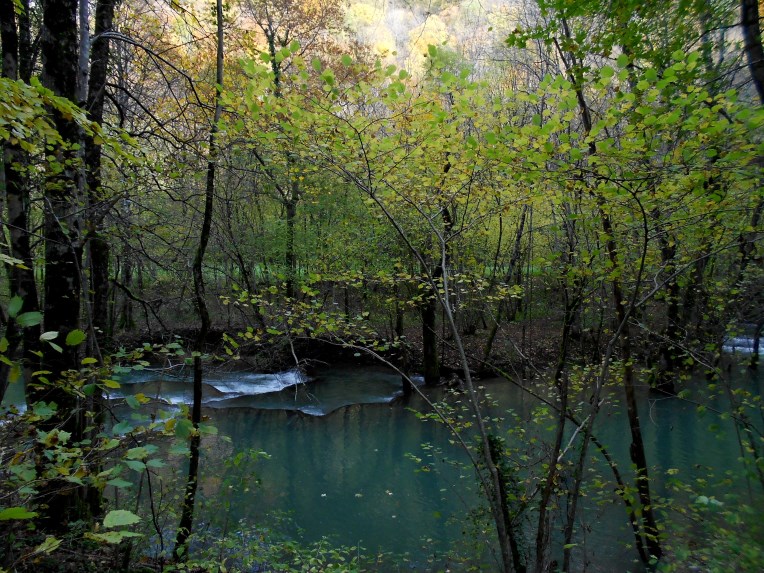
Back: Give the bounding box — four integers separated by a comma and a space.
3, 361, 762, 570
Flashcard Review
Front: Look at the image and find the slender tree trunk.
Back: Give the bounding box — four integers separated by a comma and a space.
653, 234, 679, 394
285, 185, 298, 299
174, 0, 223, 559
602, 213, 662, 561
420, 287, 440, 385
483, 204, 528, 363
750, 319, 763, 369
556, 17, 662, 562
534, 292, 574, 573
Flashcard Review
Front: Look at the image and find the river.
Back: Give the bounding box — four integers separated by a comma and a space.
111, 358, 762, 571
2, 354, 762, 571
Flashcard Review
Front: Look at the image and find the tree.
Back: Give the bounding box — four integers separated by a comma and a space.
174, 0, 224, 559
0, 0, 40, 403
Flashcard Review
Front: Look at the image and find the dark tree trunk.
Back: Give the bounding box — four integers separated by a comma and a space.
285, 188, 297, 299
602, 213, 663, 562
37, 0, 85, 530
421, 291, 439, 385
556, 16, 662, 562
0, 0, 41, 403
483, 204, 528, 363
653, 235, 679, 394
85, 0, 116, 342
535, 293, 574, 573
751, 319, 763, 369
17, 0, 31, 82
742, 0, 764, 105
174, 0, 223, 559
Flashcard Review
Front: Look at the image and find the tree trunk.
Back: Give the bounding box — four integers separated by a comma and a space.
0, 0, 41, 403
174, 0, 223, 559
556, 16, 662, 562
285, 185, 298, 299
750, 319, 763, 369
652, 234, 679, 394
602, 213, 663, 561
483, 204, 528, 363
421, 290, 440, 385
534, 295, 574, 573
85, 0, 116, 343
37, 0, 86, 530
742, 0, 764, 105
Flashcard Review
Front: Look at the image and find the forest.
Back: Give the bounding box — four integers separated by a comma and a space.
0, 0, 763, 571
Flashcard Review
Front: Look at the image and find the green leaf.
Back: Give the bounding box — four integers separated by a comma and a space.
0, 506, 38, 521
85, 531, 142, 544
175, 418, 194, 439
311, 58, 322, 73
7, 296, 23, 318
103, 509, 141, 528
81, 357, 98, 365
341, 54, 352, 67
34, 536, 61, 555
124, 395, 140, 409
198, 423, 218, 435
16, 311, 42, 327
65, 329, 86, 346
616, 53, 629, 68
125, 446, 150, 460
40, 331, 59, 342
123, 459, 146, 471
106, 478, 133, 489
112, 420, 133, 435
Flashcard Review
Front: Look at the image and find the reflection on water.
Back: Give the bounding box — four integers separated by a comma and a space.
118, 362, 759, 571
2, 358, 762, 570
